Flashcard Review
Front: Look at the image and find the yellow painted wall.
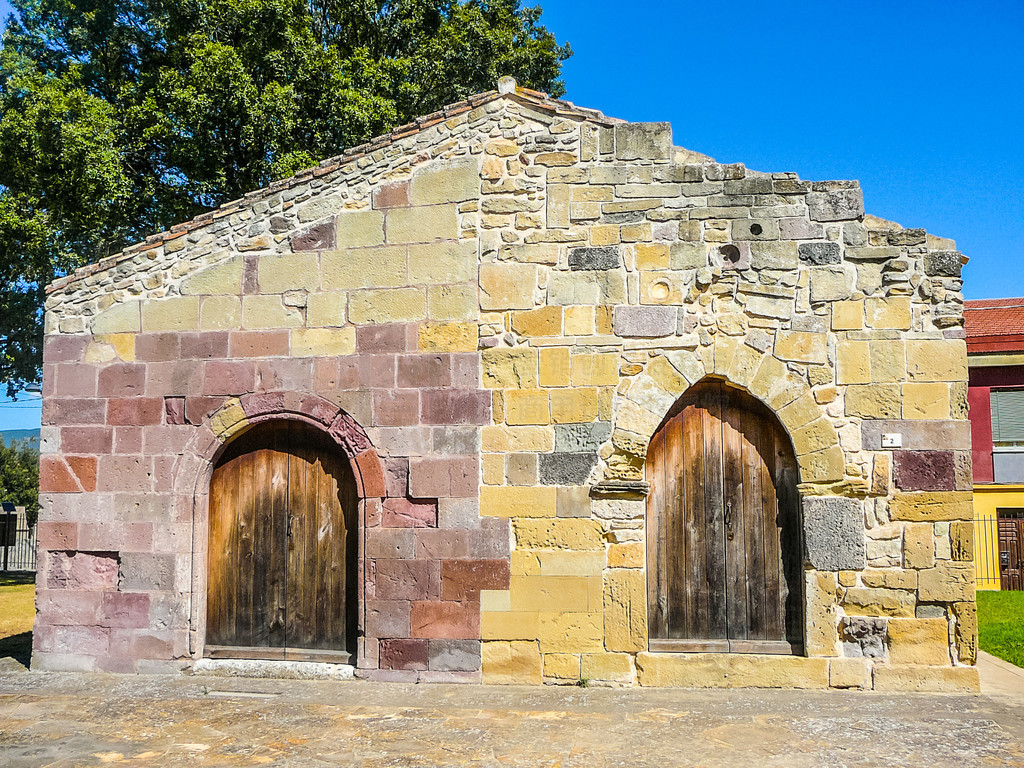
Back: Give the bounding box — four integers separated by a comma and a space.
972, 485, 1024, 590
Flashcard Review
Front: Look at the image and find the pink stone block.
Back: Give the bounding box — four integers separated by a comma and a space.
36, 590, 103, 626
397, 354, 451, 388
372, 181, 410, 210
40, 456, 83, 493
385, 458, 410, 498
46, 551, 119, 590
108, 397, 164, 426
358, 355, 397, 387
408, 457, 477, 498
96, 455, 151, 493
164, 397, 185, 425
185, 396, 227, 426
371, 389, 418, 427
101, 592, 151, 629
203, 360, 256, 395
98, 363, 147, 397
61, 426, 113, 454
55, 363, 98, 397
37, 522, 79, 550
382, 497, 438, 528
451, 354, 480, 388
145, 360, 204, 397
43, 397, 106, 426
373, 559, 435, 600
356, 324, 408, 354
179, 331, 229, 360
409, 601, 479, 640
229, 331, 290, 358
355, 450, 387, 497
135, 333, 180, 362
44, 334, 88, 363
255, 358, 312, 392
114, 427, 144, 454
440, 559, 511, 600
420, 389, 491, 425
379, 638, 428, 670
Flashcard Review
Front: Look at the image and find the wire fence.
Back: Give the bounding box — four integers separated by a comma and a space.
975, 513, 1002, 590
1, 505, 37, 573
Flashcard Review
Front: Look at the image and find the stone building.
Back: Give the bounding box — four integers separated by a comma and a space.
34, 78, 978, 690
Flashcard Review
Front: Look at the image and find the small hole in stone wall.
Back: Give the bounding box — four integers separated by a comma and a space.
721, 244, 741, 265
651, 280, 671, 300
750, 223, 763, 235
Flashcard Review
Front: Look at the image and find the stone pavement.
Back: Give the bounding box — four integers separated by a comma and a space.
1, 669, 1023, 767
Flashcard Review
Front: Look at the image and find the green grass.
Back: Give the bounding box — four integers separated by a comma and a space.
0, 572, 35, 668
977, 590, 1024, 669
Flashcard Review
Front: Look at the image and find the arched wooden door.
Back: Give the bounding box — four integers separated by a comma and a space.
646, 379, 802, 654
206, 421, 358, 662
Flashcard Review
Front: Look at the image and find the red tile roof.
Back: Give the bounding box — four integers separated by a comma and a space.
964, 298, 1024, 353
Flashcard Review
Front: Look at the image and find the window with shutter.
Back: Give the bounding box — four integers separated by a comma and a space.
991, 389, 1024, 446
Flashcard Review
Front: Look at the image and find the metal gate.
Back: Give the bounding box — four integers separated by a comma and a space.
1, 503, 37, 572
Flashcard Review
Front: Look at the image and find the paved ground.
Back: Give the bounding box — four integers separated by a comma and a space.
1, 667, 1023, 768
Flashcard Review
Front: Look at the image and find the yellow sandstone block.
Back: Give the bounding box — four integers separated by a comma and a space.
538, 612, 604, 654
481, 612, 540, 641
418, 321, 477, 352
831, 300, 864, 330
563, 305, 594, 335
607, 542, 644, 568
836, 340, 871, 384
869, 340, 906, 383
636, 653, 829, 689
480, 589, 511, 613
386, 204, 458, 243
589, 225, 620, 246
512, 518, 605, 551
481, 425, 554, 452
480, 485, 557, 518
887, 618, 950, 666
872, 665, 979, 693
550, 387, 599, 423
635, 243, 671, 270
510, 576, 595, 612
480, 263, 539, 311
321, 246, 406, 290
571, 353, 619, 386
199, 295, 242, 331
408, 241, 477, 284
482, 641, 543, 685
142, 296, 201, 332
828, 658, 871, 689
258, 252, 319, 292
290, 327, 356, 357
902, 382, 950, 420
544, 653, 582, 680
210, 398, 248, 441
511, 551, 541, 576
305, 292, 346, 327
865, 296, 912, 330
511, 306, 562, 337
537, 550, 606, 576
92, 300, 141, 334
505, 389, 551, 425
890, 492, 974, 522
539, 347, 571, 387
582, 653, 635, 683
96, 333, 136, 362
482, 348, 538, 389
482, 454, 504, 485
774, 330, 827, 364
348, 287, 426, 324
603, 569, 646, 653
180, 255, 243, 295
907, 339, 968, 382
427, 285, 478, 321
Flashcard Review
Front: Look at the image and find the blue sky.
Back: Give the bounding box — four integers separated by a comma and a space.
1, 0, 1022, 430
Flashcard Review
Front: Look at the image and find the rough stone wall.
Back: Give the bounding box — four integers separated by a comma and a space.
37, 85, 978, 690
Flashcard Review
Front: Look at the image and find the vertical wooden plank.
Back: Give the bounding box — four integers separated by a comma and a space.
741, 407, 766, 641
251, 430, 272, 648
286, 422, 311, 650
762, 424, 785, 640
206, 456, 235, 646
646, 426, 666, 638
683, 396, 707, 639
722, 389, 747, 643
267, 423, 289, 648
666, 409, 685, 639
778, 440, 802, 645
703, 382, 728, 640
340, 452, 359, 649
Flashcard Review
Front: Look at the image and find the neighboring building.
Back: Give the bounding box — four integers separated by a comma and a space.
34, 78, 978, 691
966, 298, 1024, 590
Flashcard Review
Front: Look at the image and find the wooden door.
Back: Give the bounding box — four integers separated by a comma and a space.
206, 421, 358, 661
998, 511, 1024, 590
646, 379, 802, 654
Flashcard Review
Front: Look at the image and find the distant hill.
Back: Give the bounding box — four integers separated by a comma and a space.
0, 429, 40, 450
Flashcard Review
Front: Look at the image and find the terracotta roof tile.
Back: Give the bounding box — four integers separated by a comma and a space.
964, 298, 1024, 353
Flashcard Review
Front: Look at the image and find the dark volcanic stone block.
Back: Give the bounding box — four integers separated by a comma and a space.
798, 242, 842, 265
568, 246, 621, 271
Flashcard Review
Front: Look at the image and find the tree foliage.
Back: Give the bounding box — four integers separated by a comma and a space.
0, 439, 39, 524
0, 0, 570, 395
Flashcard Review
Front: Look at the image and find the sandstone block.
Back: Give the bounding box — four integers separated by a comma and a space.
322, 246, 406, 289
418, 322, 477, 352
428, 285, 478, 321
774, 331, 827, 364
550, 387, 599, 424
571, 353, 619, 386
409, 157, 479, 206
349, 288, 427, 324
482, 641, 543, 685
582, 653, 635, 684
200, 296, 242, 331
287, 327, 354, 357
141, 297, 200, 332
613, 305, 675, 337
548, 270, 625, 306
803, 497, 866, 571
872, 665, 979, 693
845, 384, 900, 419
481, 425, 553, 453
836, 340, 870, 384
887, 618, 950, 666
505, 389, 550, 425
512, 518, 604, 551
615, 122, 672, 160
482, 348, 537, 389
807, 187, 864, 222
831, 300, 863, 330
603, 569, 645, 652
538, 611, 604, 654
480, 263, 539, 310
180, 256, 243, 295
907, 339, 967, 382
829, 657, 871, 689
903, 523, 936, 569
258, 252, 319, 292
538, 347, 570, 387
865, 297, 911, 330
892, 450, 955, 492
409, 241, 477, 284
952, 601, 978, 664
918, 561, 974, 602
841, 587, 915, 617
480, 486, 557, 518
92, 301, 141, 334
809, 266, 854, 303
481, 611, 540, 641
510, 575, 594, 613
544, 653, 581, 680
608, 542, 644, 568
636, 653, 829, 689
890, 491, 973, 522
387, 205, 458, 243
336, 209, 385, 247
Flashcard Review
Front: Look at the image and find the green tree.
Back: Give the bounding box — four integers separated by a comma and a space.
0, 0, 570, 396
0, 439, 39, 525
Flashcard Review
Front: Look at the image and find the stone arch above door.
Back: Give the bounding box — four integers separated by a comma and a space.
606, 340, 844, 488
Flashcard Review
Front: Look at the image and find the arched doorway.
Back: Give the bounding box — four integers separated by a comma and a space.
646, 378, 803, 654
206, 420, 359, 662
